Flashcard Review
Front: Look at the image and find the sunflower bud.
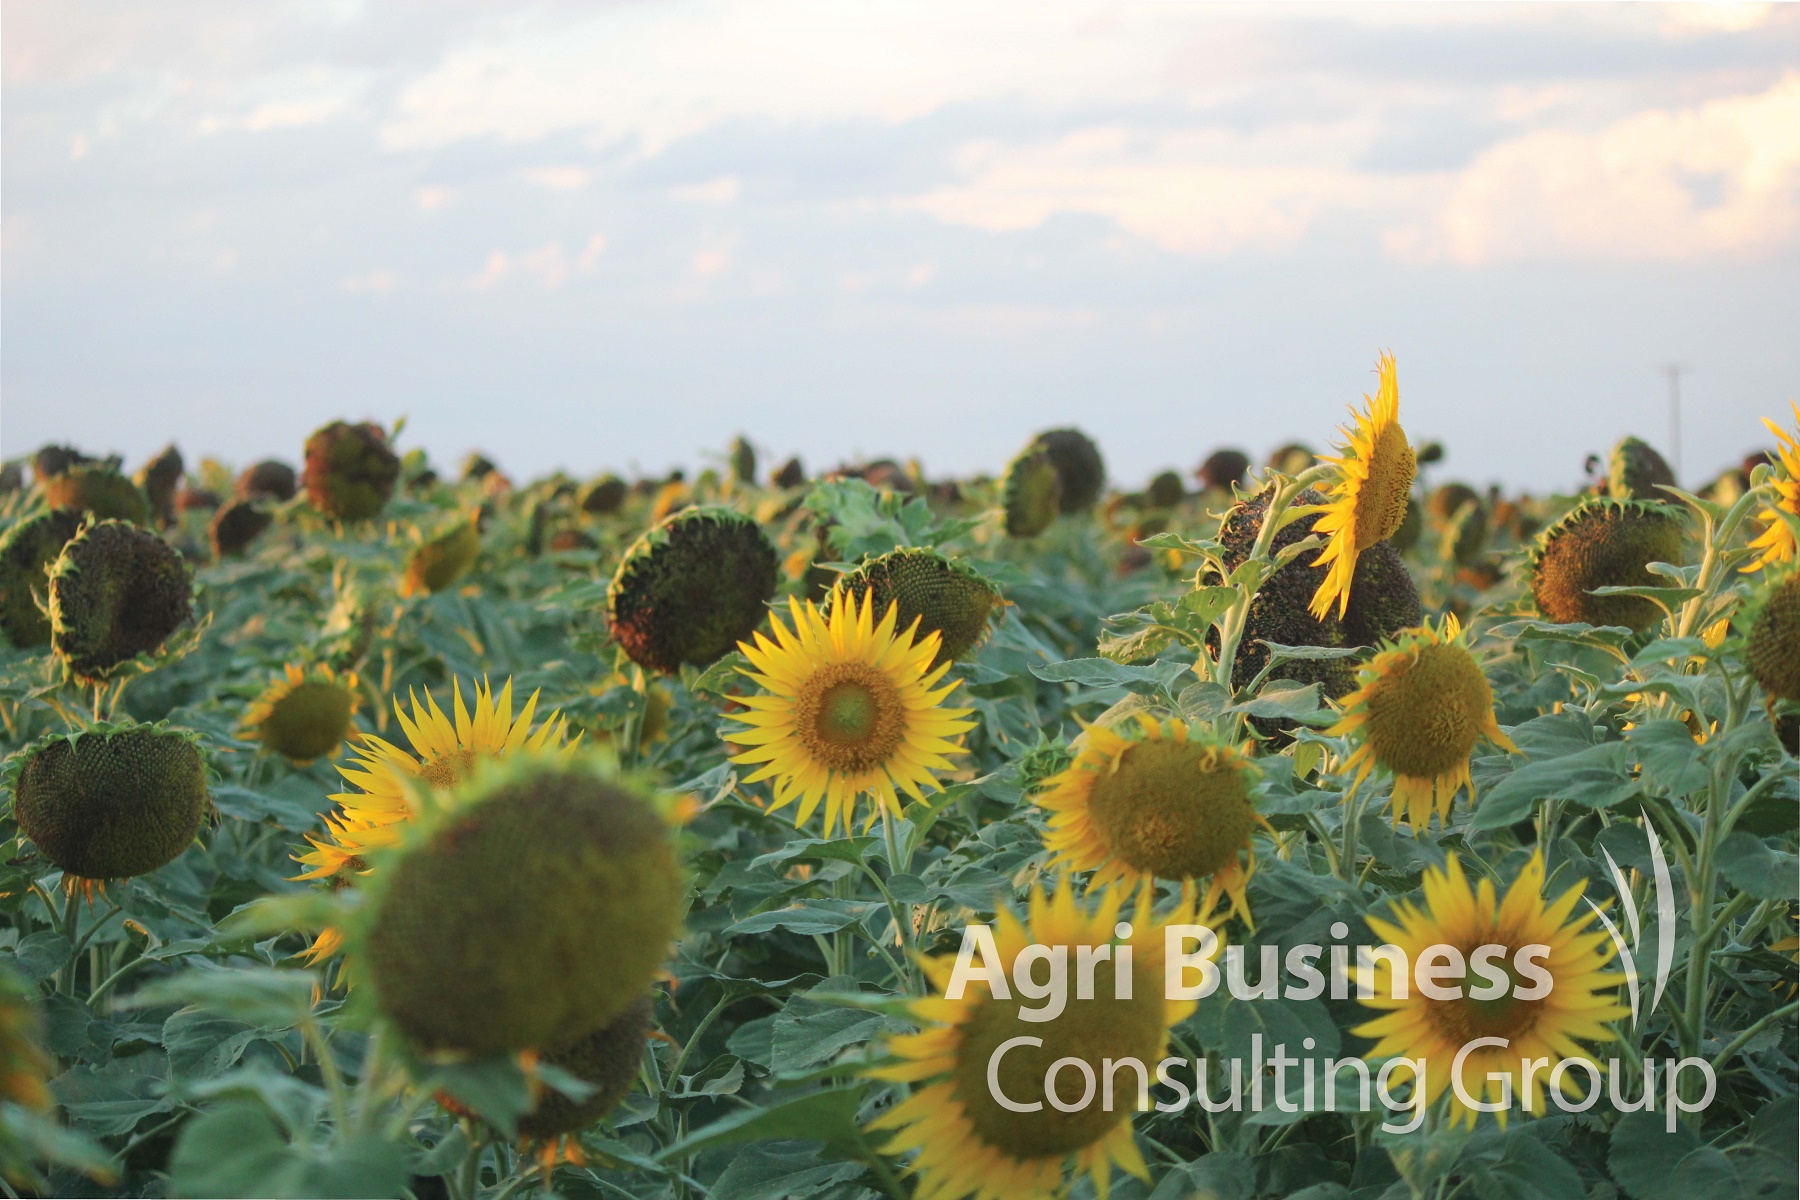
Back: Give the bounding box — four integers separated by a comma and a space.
48, 521, 193, 680
607, 507, 778, 674
303, 421, 400, 521
9, 724, 209, 883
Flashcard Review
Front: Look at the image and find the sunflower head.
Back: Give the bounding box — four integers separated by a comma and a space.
1746, 404, 1800, 572
728, 588, 975, 836
1606, 436, 1676, 502
1309, 352, 1416, 620
243, 664, 360, 764
1340, 539, 1423, 651
293, 676, 579, 884
1747, 567, 1800, 705
7, 722, 210, 884
833, 548, 1002, 668
516, 993, 653, 1138
209, 498, 274, 559
870, 885, 1208, 1200
303, 421, 401, 521
358, 751, 686, 1056
729, 435, 758, 485
401, 519, 481, 598
47, 520, 193, 681
579, 475, 629, 515
31, 444, 103, 482
1330, 615, 1516, 831
41, 466, 151, 526
134, 444, 184, 526
1427, 482, 1489, 565
1028, 428, 1106, 514
0, 509, 86, 648
1355, 853, 1627, 1126
1038, 715, 1264, 922
1001, 448, 1062, 538
235, 459, 298, 502
1197, 448, 1249, 492
607, 506, 779, 674
1528, 497, 1684, 630
1390, 495, 1424, 553
1145, 470, 1185, 510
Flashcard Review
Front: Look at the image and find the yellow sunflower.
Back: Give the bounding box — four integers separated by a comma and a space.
728, 588, 975, 836
1036, 715, 1266, 926
1329, 615, 1516, 831
1354, 854, 1628, 1126
1746, 403, 1800, 573
241, 663, 360, 764
870, 884, 1211, 1200
292, 678, 578, 965
1310, 352, 1417, 620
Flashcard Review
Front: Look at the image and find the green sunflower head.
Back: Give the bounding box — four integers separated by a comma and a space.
41, 467, 151, 526
607, 506, 778, 673
832, 547, 1002, 666
47, 520, 193, 680
1001, 447, 1062, 538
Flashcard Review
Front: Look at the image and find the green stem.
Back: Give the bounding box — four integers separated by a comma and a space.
303, 1018, 352, 1134
1711, 1000, 1800, 1072
667, 994, 732, 1083
1335, 776, 1365, 882
56, 888, 82, 995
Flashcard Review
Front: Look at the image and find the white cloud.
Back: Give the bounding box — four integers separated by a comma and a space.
519, 165, 591, 191
577, 233, 608, 271
414, 186, 455, 212
450, 243, 572, 291
671, 176, 742, 205
342, 268, 400, 295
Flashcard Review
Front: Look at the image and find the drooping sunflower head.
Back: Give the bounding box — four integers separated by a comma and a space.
1145, 470, 1185, 509
46, 519, 194, 681
1355, 853, 1628, 1126
1340, 539, 1423, 650
6, 722, 210, 887
1001, 447, 1062, 538
242, 664, 360, 764
41, 466, 151, 526
357, 751, 686, 1057
209, 498, 274, 560
1330, 615, 1516, 831
236, 458, 298, 502
0, 508, 86, 648
1310, 352, 1416, 620
1606, 436, 1676, 502
1028, 428, 1106, 514
133, 444, 184, 525
1037, 715, 1265, 924
1197, 448, 1249, 492
1746, 403, 1800, 573
293, 676, 579, 884
728, 588, 976, 836
303, 420, 401, 521
579, 474, 629, 515
870, 884, 1209, 1200
400, 519, 481, 598
1528, 497, 1685, 630
607, 506, 779, 674
516, 993, 654, 1140
1747, 566, 1800, 705
729, 435, 758, 485
833, 548, 1003, 668
1427, 482, 1490, 565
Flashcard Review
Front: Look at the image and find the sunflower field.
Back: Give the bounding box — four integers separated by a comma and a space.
0, 363, 1795, 1200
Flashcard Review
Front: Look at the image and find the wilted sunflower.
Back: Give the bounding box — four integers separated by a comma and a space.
1037, 715, 1265, 925
1354, 854, 1628, 1126
1329, 615, 1515, 831
728, 589, 975, 835
47, 520, 193, 681
870, 884, 1208, 1200
1310, 352, 1417, 620
1528, 498, 1684, 630
1746, 403, 1800, 573
241, 663, 360, 764
295, 677, 579, 886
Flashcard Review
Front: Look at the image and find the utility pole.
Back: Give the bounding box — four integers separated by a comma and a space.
1661, 363, 1690, 482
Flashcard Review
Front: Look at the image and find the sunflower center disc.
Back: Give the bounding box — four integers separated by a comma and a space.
1362, 643, 1487, 778
795, 664, 905, 774
418, 749, 479, 789
951, 965, 1165, 1159
1354, 423, 1416, 550
1084, 739, 1255, 880
1423, 943, 1543, 1043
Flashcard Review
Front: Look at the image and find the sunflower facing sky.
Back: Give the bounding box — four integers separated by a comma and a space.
241, 662, 359, 764
1354, 854, 1628, 1126
728, 588, 975, 836
1036, 715, 1265, 926
870, 884, 1211, 1200
1310, 352, 1417, 620
1329, 614, 1516, 831
1746, 402, 1800, 573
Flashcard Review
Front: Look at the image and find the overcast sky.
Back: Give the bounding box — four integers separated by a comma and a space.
4, 2, 1797, 492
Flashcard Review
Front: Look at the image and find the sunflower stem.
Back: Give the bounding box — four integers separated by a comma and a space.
56, 887, 82, 995
1335, 775, 1366, 882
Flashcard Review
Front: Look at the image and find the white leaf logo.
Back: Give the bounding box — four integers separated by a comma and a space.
1584, 810, 1675, 1025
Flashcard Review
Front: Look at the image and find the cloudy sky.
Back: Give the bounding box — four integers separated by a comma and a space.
4, 2, 1797, 492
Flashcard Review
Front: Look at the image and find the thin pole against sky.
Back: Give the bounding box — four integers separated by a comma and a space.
1661, 363, 1690, 481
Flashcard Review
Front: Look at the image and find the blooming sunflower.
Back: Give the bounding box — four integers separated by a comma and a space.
1329, 615, 1516, 831
1746, 403, 1800, 573
1354, 854, 1628, 1126
870, 884, 1210, 1200
1310, 352, 1417, 620
241, 663, 360, 764
293, 677, 578, 961
1036, 715, 1266, 925
728, 588, 975, 836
